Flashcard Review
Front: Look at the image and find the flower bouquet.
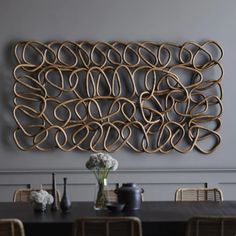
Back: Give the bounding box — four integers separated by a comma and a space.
86, 153, 118, 210
30, 189, 54, 212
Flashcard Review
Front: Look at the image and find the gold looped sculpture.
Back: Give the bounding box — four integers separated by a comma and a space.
13, 41, 223, 153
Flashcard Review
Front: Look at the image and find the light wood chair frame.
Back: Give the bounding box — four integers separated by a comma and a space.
186, 216, 236, 236
104, 188, 118, 203
0, 218, 25, 236
104, 188, 144, 203
74, 216, 142, 236
175, 188, 223, 201
13, 188, 61, 203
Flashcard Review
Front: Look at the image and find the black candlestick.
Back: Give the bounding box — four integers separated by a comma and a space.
51, 173, 58, 211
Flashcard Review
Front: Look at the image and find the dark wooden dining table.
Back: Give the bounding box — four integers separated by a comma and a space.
1, 201, 236, 236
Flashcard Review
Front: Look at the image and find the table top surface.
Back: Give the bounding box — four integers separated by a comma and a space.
1, 201, 236, 224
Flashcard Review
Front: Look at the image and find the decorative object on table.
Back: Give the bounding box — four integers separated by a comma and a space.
30, 189, 54, 212
60, 177, 71, 213
13, 41, 223, 154
86, 153, 118, 210
115, 183, 144, 210
51, 173, 58, 211
106, 202, 125, 212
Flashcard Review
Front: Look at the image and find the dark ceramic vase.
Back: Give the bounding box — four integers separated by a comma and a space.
116, 183, 144, 210
60, 177, 71, 213
33, 203, 47, 212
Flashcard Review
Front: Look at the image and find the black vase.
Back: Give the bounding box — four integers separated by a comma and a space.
51, 173, 58, 211
60, 177, 71, 213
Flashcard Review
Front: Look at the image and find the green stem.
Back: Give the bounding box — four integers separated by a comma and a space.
94, 168, 109, 210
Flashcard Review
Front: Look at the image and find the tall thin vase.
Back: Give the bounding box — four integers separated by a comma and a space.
94, 177, 107, 210
60, 177, 71, 213
51, 173, 58, 211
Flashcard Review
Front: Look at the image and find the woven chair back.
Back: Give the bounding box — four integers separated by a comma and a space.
0, 219, 25, 236
74, 217, 142, 236
13, 188, 61, 203
186, 217, 236, 236
175, 188, 223, 201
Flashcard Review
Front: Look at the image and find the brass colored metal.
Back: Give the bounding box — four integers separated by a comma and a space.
13, 41, 224, 153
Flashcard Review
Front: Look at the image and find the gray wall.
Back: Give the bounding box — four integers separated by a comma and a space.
0, 0, 235, 202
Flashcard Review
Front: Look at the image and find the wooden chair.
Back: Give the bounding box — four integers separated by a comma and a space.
13, 188, 61, 204
175, 188, 223, 201
104, 188, 118, 203
104, 188, 144, 203
74, 217, 142, 236
186, 216, 236, 236
0, 219, 25, 236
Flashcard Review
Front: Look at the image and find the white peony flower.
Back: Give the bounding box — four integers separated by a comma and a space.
110, 159, 118, 171
86, 153, 118, 171
46, 194, 54, 204
30, 190, 54, 205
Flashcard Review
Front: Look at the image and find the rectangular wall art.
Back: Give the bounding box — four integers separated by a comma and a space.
13, 41, 223, 153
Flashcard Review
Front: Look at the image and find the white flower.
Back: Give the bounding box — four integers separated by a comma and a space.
86, 153, 118, 171
30, 190, 54, 205
110, 159, 118, 171
46, 194, 54, 204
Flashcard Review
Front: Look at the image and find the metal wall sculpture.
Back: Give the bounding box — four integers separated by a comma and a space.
13, 41, 223, 153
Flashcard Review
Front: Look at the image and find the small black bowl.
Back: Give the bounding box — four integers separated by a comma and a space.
106, 203, 125, 212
